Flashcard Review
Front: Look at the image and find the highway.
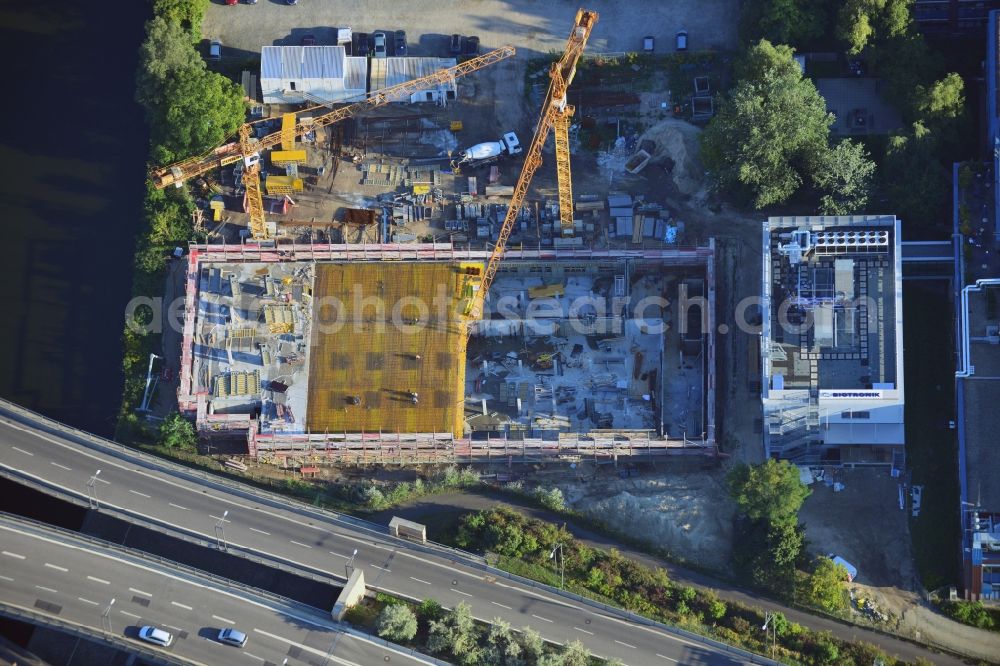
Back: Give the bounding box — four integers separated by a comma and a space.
0, 512, 431, 666
0, 401, 770, 666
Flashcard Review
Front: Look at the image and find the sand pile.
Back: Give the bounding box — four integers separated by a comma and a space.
635, 118, 705, 196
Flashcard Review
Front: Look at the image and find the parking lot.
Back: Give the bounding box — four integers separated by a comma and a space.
203, 0, 739, 61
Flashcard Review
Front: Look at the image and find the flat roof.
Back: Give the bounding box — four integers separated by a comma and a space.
960, 284, 1000, 510
305, 262, 473, 436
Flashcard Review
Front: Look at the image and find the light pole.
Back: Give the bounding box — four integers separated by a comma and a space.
215, 510, 229, 551
87, 469, 102, 509
345, 548, 358, 579
549, 542, 564, 589
101, 597, 115, 634
762, 611, 777, 659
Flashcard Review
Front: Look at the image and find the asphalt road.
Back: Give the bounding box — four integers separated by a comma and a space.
0, 514, 427, 666
0, 404, 763, 666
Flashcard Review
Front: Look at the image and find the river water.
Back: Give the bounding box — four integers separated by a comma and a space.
0, 2, 151, 436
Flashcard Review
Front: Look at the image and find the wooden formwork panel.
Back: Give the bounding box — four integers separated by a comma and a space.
306, 262, 475, 436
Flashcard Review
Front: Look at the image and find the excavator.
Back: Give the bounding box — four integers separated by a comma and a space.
150, 46, 516, 241
465, 9, 597, 330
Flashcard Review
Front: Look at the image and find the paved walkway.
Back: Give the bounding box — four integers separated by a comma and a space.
372, 491, 980, 665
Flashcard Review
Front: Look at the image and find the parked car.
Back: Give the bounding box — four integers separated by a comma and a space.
243, 0, 258, 4
462, 35, 480, 56
373, 31, 387, 58
450, 33, 462, 55
354, 32, 370, 57
225, 0, 238, 5
218, 628, 248, 648
675, 30, 688, 51
138, 626, 174, 648
285, 0, 298, 4
208, 40, 222, 61
301, 33, 316, 46
394, 30, 407, 56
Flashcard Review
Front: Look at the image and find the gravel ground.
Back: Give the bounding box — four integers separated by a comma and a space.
203, 0, 740, 58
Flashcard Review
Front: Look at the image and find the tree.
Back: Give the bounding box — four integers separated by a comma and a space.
837, 0, 914, 54
481, 618, 523, 666
518, 627, 545, 664
153, 0, 210, 42
812, 139, 876, 215
428, 602, 481, 664
540, 639, 589, 666
159, 412, 196, 451
137, 17, 204, 102
739, 0, 827, 47
152, 68, 245, 164
701, 40, 833, 209
726, 459, 811, 526
375, 603, 417, 642
914, 72, 965, 126
534, 487, 565, 511
733, 517, 805, 593
804, 557, 849, 612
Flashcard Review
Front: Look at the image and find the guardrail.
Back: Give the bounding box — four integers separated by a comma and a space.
0, 602, 190, 666
0, 399, 776, 664
0, 512, 444, 666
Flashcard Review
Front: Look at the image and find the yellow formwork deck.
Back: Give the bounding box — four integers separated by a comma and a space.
306, 262, 478, 437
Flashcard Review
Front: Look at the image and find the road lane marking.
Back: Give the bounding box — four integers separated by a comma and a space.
251, 628, 356, 666
212, 615, 235, 624
44, 563, 68, 572
165, 624, 183, 632
328, 550, 347, 558
168, 503, 189, 511
2, 551, 25, 559
491, 601, 512, 609
87, 576, 110, 585
531, 614, 553, 623
94, 476, 111, 485
210, 514, 231, 523
78, 597, 99, 606
289, 540, 312, 549
129, 588, 152, 597
0, 575, 13, 582
11, 447, 33, 456
656, 654, 679, 663
35, 586, 58, 594
574, 627, 594, 635
409, 576, 431, 585
249, 527, 270, 535
128, 489, 152, 498
243, 652, 265, 662
171, 601, 193, 611
451, 588, 472, 597
615, 640, 637, 649
119, 610, 141, 619
371, 564, 391, 572
50, 462, 72, 471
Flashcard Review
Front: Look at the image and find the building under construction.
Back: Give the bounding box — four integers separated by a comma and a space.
177, 241, 716, 462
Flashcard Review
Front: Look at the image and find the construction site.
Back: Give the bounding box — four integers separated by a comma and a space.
161, 10, 719, 463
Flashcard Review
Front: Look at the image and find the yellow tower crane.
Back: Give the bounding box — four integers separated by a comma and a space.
150, 46, 517, 240
465, 9, 597, 327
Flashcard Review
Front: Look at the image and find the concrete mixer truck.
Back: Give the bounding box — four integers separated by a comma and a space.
451, 132, 522, 169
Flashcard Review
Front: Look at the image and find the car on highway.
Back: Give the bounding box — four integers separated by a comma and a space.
138, 626, 174, 647
394, 30, 407, 56
373, 31, 387, 58
462, 35, 480, 56
218, 628, 248, 647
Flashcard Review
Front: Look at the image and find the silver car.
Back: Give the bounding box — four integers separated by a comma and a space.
138, 626, 174, 647
373, 31, 387, 58
218, 627, 248, 647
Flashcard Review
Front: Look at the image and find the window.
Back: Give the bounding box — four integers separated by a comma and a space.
290, 81, 297, 91
841, 410, 870, 419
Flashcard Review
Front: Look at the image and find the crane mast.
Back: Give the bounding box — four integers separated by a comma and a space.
150, 46, 517, 239
465, 9, 597, 326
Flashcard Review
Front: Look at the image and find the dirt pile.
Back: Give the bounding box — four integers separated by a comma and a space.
635, 118, 706, 197
562, 472, 733, 570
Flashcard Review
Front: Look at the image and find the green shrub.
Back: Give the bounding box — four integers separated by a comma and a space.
944, 600, 997, 630
534, 486, 566, 511
375, 603, 418, 642
417, 598, 443, 622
